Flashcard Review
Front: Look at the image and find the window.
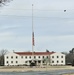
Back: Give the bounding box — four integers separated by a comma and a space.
61, 56, 63, 58
38, 60, 41, 63
38, 56, 40, 58
34, 56, 36, 59
16, 56, 18, 59
52, 56, 54, 58
7, 56, 8, 59
43, 61, 45, 63
57, 56, 59, 58
61, 61, 63, 63
6, 61, 8, 63
52, 61, 54, 63
57, 61, 59, 63
21, 56, 23, 58
25, 61, 27, 63
16, 61, 18, 63
29, 56, 31, 59
25, 56, 27, 59
43, 56, 44, 58
47, 56, 48, 58
11, 61, 13, 63
29, 61, 31, 63
11, 56, 13, 59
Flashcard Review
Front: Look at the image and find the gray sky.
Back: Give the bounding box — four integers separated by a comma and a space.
0, 0, 74, 52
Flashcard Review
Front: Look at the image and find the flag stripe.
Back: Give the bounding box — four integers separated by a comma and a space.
32, 32, 35, 46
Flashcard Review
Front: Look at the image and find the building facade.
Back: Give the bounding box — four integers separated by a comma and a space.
50, 53, 65, 65
4, 52, 65, 66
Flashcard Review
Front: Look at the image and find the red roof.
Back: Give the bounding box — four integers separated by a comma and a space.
14, 52, 55, 55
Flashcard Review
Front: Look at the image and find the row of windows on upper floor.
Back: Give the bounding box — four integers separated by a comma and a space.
6, 55, 64, 59
6, 56, 49, 59
52, 56, 64, 58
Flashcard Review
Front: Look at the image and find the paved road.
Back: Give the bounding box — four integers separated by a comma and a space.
26, 69, 74, 75
0, 69, 74, 75
39, 69, 74, 75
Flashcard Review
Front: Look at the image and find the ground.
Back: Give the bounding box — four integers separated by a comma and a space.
0, 65, 74, 72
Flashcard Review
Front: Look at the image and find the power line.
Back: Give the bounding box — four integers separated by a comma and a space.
0, 15, 70, 19
0, 8, 73, 12
0, 14, 73, 19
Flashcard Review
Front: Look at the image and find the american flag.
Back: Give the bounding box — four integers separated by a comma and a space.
32, 32, 35, 46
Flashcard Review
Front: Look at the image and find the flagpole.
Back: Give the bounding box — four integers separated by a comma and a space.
32, 4, 34, 63
32, 4, 34, 33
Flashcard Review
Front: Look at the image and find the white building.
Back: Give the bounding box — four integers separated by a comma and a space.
4, 52, 65, 66
50, 52, 65, 66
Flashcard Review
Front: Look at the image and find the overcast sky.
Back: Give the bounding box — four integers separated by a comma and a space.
0, 0, 74, 52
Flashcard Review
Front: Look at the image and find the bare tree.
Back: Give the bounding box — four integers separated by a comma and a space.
0, 49, 8, 66
66, 48, 74, 65
0, 49, 8, 55
0, 0, 13, 6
